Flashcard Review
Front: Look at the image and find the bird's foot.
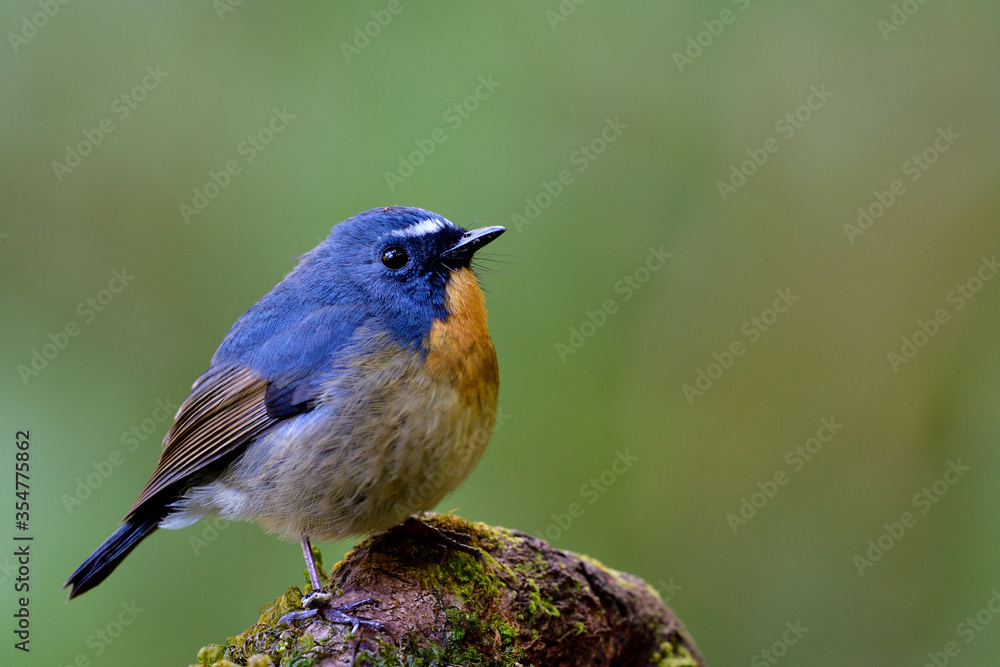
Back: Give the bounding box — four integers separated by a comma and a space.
404, 516, 486, 567
278, 597, 384, 634
302, 588, 334, 609
319, 598, 386, 635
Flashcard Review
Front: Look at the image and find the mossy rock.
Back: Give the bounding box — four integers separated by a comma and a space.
192, 513, 706, 667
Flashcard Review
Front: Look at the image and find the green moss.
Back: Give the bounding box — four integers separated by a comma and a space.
214, 587, 326, 665
440, 607, 524, 666
650, 641, 698, 667
526, 583, 560, 622
189, 647, 241, 667
195, 644, 225, 666
391, 518, 528, 664
220, 587, 304, 663
352, 643, 399, 667
354, 635, 445, 667
282, 632, 317, 666
494, 618, 520, 644
259, 588, 305, 627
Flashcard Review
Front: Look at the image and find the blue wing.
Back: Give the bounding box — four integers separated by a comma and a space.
214, 300, 373, 418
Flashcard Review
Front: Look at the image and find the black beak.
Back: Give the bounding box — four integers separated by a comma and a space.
443, 225, 506, 259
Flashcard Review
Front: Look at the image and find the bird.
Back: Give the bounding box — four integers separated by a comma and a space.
65, 206, 505, 607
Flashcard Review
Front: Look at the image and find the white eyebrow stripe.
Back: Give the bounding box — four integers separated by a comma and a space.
391, 217, 452, 238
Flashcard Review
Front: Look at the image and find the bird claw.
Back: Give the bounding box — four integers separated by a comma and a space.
320, 598, 385, 634
277, 608, 321, 625
278, 596, 384, 635
404, 517, 487, 567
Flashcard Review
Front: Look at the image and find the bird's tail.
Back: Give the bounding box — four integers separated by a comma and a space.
63, 513, 161, 600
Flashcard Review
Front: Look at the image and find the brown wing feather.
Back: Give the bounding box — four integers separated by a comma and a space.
126, 365, 275, 519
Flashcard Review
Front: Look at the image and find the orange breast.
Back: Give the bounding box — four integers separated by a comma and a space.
424, 267, 499, 410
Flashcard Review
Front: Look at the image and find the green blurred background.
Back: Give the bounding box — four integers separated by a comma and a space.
3, 1, 1000, 665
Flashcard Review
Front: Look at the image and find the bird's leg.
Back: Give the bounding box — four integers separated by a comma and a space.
299, 535, 333, 608
300, 536, 327, 599
302, 535, 322, 590
278, 536, 385, 633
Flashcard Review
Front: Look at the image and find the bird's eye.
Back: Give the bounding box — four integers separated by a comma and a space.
381, 246, 409, 270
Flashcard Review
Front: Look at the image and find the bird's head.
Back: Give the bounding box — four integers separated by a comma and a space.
302, 206, 505, 346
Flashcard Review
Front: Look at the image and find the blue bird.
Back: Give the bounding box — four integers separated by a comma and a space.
65, 206, 505, 605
